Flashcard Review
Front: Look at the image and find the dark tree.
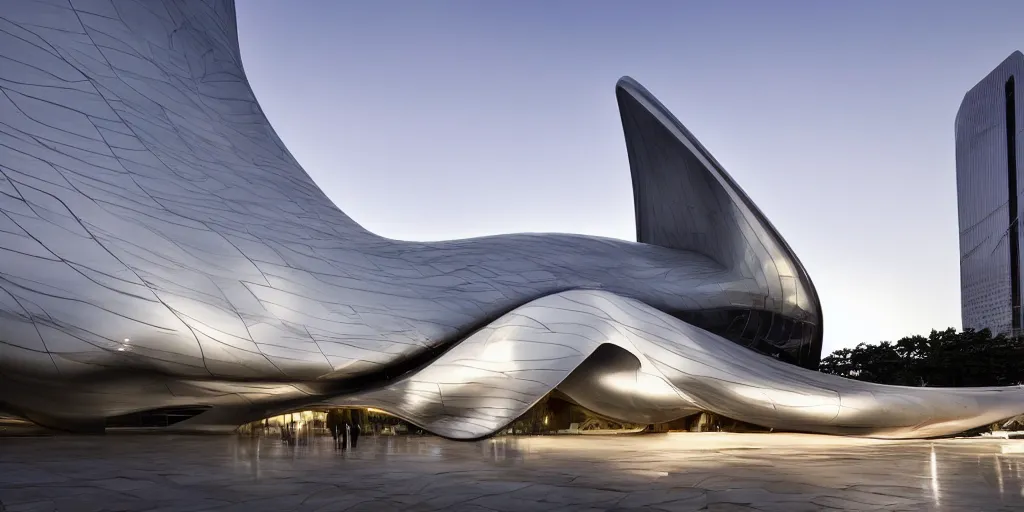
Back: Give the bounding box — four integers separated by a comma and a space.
819, 328, 1024, 387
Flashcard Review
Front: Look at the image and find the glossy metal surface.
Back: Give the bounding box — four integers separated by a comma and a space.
957, 51, 1024, 335
328, 290, 1024, 439
0, 0, 1021, 439
617, 81, 822, 364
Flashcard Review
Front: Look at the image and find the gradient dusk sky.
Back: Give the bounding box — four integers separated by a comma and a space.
235, 0, 1024, 354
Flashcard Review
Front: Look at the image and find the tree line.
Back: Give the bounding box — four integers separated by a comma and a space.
818, 328, 1024, 387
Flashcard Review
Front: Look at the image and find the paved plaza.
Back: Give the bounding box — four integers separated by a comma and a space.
1, 433, 1023, 511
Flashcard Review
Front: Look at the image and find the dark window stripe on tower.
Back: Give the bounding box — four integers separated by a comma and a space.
1006, 76, 1020, 332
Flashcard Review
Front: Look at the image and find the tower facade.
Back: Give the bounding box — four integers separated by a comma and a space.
956, 51, 1024, 336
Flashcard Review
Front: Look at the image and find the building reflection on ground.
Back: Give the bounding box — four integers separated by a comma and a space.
4, 432, 1024, 510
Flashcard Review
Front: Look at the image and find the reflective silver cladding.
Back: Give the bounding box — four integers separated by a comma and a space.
0, 0, 1020, 440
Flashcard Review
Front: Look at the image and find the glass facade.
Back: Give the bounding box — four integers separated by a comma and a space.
957, 51, 1024, 336
237, 398, 771, 441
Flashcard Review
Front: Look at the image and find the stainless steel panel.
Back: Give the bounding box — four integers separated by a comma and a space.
330, 290, 1024, 439
0, 0, 1019, 440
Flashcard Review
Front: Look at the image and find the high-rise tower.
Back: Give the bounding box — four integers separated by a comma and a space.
956, 51, 1024, 336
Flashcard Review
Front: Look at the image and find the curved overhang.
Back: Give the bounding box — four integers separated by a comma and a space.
324, 290, 1024, 440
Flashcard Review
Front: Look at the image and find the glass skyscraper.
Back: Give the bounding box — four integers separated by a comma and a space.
957, 51, 1024, 336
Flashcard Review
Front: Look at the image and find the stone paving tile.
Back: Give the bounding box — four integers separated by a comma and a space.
624, 491, 708, 511
2, 433, 1024, 511
4, 504, 54, 512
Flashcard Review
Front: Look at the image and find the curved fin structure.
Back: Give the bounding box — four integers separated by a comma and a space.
617, 78, 823, 358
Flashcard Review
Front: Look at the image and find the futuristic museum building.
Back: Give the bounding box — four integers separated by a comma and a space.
2, 0, 1024, 439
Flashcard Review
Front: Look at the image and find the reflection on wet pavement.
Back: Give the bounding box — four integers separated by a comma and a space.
2, 433, 1024, 511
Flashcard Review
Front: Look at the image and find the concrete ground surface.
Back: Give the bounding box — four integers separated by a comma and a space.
1, 432, 1023, 511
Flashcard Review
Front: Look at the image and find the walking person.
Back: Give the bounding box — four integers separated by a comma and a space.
339, 409, 350, 450
326, 409, 340, 449
350, 409, 362, 448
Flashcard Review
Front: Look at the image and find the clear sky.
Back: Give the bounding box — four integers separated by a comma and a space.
235, 0, 1024, 355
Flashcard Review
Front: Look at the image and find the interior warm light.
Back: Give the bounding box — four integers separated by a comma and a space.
366, 407, 390, 415
1002, 443, 1024, 454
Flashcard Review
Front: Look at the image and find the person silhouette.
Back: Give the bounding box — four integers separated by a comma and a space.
351, 409, 362, 448
340, 409, 351, 450
326, 409, 341, 449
